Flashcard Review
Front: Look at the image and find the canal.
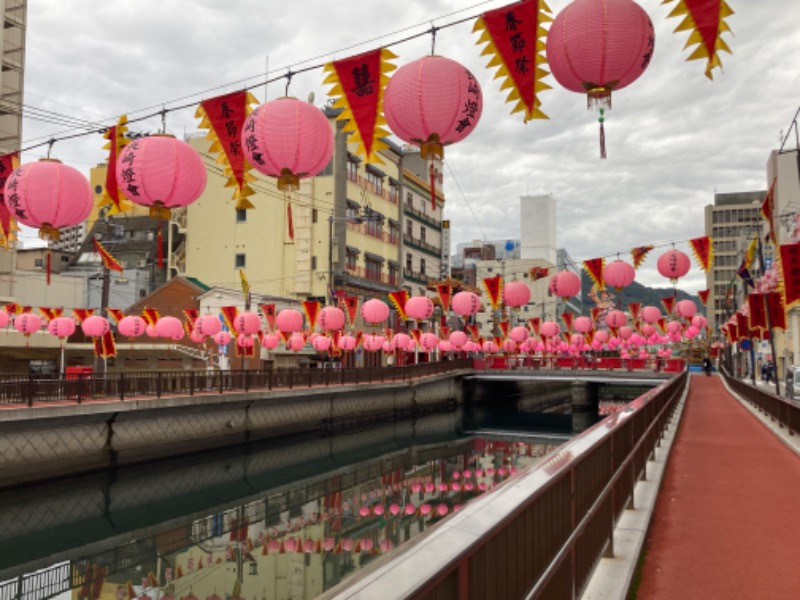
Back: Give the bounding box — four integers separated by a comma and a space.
0, 381, 649, 600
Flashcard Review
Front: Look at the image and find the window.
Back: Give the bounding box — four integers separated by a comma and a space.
312, 209, 318, 223
420, 226, 426, 244
139, 288, 147, 299
407, 192, 413, 205
389, 181, 399, 204
235, 254, 246, 268
406, 220, 413, 237
406, 253, 413, 271
366, 212, 383, 238
346, 250, 357, 271
388, 264, 399, 286
34, 258, 43, 267
311, 256, 317, 270
365, 258, 382, 281
347, 159, 358, 182
420, 258, 426, 276
366, 170, 383, 194
389, 222, 400, 244
236, 209, 247, 223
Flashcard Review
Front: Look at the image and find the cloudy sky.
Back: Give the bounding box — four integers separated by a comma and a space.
18, 0, 800, 293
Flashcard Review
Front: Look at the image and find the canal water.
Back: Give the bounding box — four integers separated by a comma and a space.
0, 382, 646, 600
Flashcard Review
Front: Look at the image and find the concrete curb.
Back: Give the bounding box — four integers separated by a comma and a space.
580, 374, 690, 600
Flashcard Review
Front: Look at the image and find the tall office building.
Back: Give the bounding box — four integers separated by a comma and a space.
0, 1, 26, 154
520, 194, 558, 265
704, 190, 765, 334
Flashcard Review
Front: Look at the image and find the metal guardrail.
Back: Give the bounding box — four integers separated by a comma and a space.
0, 359, 473, 407
722, 368, 800, 436
324, 371, 688, 599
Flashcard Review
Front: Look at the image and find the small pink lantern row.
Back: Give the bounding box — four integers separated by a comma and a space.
82, 315, 111, 338
233, 311, 261, 335
363, 334, 384, 352
361, 299, 389, 324
14, 313, 42, 336
657, 249, 691, 283
503, 281, 530, 308
691, 315, 708, 330
420, 332, 439, 351
392, 333, 410, 351
603, 260, 635, 291
449, 331, 468, 349
190, 330, 206, 344
502, 340, 517, 353
452, 291, 481, 317
641, 306, 662, 323
339, 335, 357, 351
276, 309, 304, 333
116, 135, 207, 219
482, 340, 499, 353
261, 333, 279, 349
214, 331, 232, 346
287, 333, 305, 352
540, 321, 561, 338
5, 159, 93, 240
509, 326, 529, 343
48, 317, 76, 340
313, 335, 332, 352
242, 97, 334, 191
384, 55, 482, 162
318, 306, 345, 331
549, 271, 581, 298
404, 296, 434, 321
573, 316, 593, 333
606, 310, 627, 329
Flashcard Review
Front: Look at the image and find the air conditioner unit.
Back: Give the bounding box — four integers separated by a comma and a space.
136, 260, 147, 269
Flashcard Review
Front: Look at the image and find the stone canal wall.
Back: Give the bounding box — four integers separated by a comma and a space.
0, 373, 464, 488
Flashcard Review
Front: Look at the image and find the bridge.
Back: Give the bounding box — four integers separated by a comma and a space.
2, 362, 798, 599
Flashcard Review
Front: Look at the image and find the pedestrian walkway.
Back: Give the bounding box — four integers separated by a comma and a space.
636, 374, 800, 599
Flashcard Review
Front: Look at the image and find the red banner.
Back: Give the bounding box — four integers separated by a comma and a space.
220, 306, 238, 333
183, 308, 199, 335
466, 324, 480, 341
107, 308, 125, 324
344, 297, 359, 326
324, 49, 396, 163
688, 236, 714, 272
583, 258, 605, 289
302, 300, 321, 330
73, 309, 95, 324
436, 284, 452, 313
697, 289, 710, 305
498, 321, 510, 339
483, 276, 503, 310
530, 266, 549, 281
260, 304, 276, 331
474, 0, 551, 122
780, 244, 800, 311
668, 0, 733, 79
196, 90, 258, 209
93, 238, 124, 272
747, 294, 766, 331
387, 290, 409, 321
661, 296, 675, 316
38, 307, 63, 322
627, 303, 641, 323
736, 312, 749, 341
631, 245, 654, 270
528, 317, 541, 337
766, 292, 786, 330
141, 308, 159, 327
560, 312, 573, 333
101, 116, 131, 214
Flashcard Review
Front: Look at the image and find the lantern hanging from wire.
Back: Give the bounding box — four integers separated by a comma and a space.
657, 249, 691, 284
545, 0, 655, 157
116, 134, 207, 219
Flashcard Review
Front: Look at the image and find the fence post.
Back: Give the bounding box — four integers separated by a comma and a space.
288, 370, 293, 389
244, 369, 250, 392
120, 372, 125, 401
157, 372, 163, 399
26, 375, 34, 407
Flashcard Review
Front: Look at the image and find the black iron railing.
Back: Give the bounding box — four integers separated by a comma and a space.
722, 368, 800, 436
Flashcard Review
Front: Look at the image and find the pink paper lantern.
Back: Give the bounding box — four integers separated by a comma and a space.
619, 326, 633, 340
82, 315, 110, 338
603, 260, 635, 290
242, 97, 333, 191
675, 299, 698, 319
449, 330, 468, 349
509, 326, 529, 343
641, 324, 656, 337
339, 335, 356, 351
48, 317, 76, 339
213, 331, 232, 346
313, 335, 332, 352
276, 309, 304, 333
233, 311, 261, 335
146, 324, 157, 338
14, 313, 41, 336
685, 326, 699, 339
502, 340, 517, 353
438, 340, 453, 353
261, 333, 279, 349
503, 281, 531, 308
361, 299, 389, 324
641, 306, 662, 323
420, 333, 439, 351
546, 0, 655, 108
384, 55, 482, 160
594, 330, 610, 343
194, 315, 221, 337
363, 334, 384, 351
606, 310, 627, 328
116, 135, 207, 219
691, 315, 708, 330
451, 291, 481, 316
5, 159, 93, 240
318, 306, 345, 331
0, 310, 8, 328
482, 341, 499, 353
190, 330, 206, 344
570, 333, 585, 346
666, 320, 683, 335
155, 316, 183, 339
540, 321, 561, 338
382, 341, 392, 353
549, 271, 581, 298
237, 333, 254, 348
288, 333, 305, 352
573, 316, 592, 333
404, 296, 434, 320
657, 249, 691, 282
392, 333, 410, 350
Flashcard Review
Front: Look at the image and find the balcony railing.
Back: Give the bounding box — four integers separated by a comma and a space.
403, 202, 441, 229
347, 266, 391, 285
405, 234, 441, 257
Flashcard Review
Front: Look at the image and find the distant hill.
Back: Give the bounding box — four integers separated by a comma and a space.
579, 273, 704, 316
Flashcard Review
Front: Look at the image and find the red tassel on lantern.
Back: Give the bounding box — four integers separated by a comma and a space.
428, 163, 437, 212
46, 247, 51, 285
157, 223, 163, 269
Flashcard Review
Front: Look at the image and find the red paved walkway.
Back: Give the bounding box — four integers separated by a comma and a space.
637, 374, 800, 599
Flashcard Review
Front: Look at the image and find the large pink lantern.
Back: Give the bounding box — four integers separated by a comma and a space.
361, 299, 389, 324
509, 326, 529, 343
603, 260, 635, 290
313, 336, 332, 352
261, 333, 279, 349
392, 333, 411, 351
657, 249, 691, 282
318, 306, 345, 331
606, 310, 627, 329
384, 55, 482, 160
14, 313, 41, 336
233, 311, 261, 335
420, 332, 439, 351
549, 271, 581, 298
116, 135, 207, 219
675, 300, 698, 319
449, 331, 468, 349
404, 296, 434, 321
363, 334, 384, 352
4, 159, 93, 240
241, 97, 334, 191
691, 315, 708, 330
546, 0, 655, 109
573, 316, 593, 333
155, 316, 184, 339
82, 316, 110, 338
641, 306, 662, 324
48, 317, 76, 340
503, 281, 531, 308
287, 333, 305, 352
452, 292, 481, 317
339, 335, 357, 351
194, 315, 221, 337
540, 321, 561, 338
118, 315, 146, 338
276, 309, 304, 333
